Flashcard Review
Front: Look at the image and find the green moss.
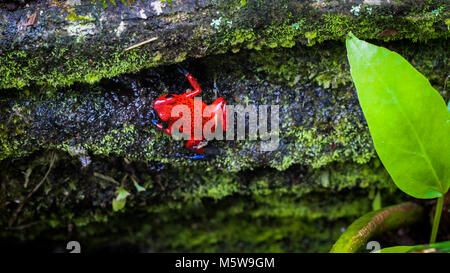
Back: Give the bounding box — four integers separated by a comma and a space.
305, 30, 318, 46
0, 47, 164, 90
1, 1, 448, 89
210, 5, 449, 57
66, 13, 95, 22
248, 45, 351, 88
210, 17, 306, 51
99, 0, 136, 8
0, 150, 402, 252
320, 9, 449, 42
0, 0, 447, 252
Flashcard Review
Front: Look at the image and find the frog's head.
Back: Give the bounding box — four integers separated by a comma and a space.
153, 94, 179, 121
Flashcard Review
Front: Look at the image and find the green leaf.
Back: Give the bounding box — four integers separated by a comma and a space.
375, 246, 417, 253
115, 187, 130, 201
346, 33, 450, 199
112, 198, 126, 212
131, 177, 146, 192
112, 187, 130, 212
372, 191, 382, 211
376, 241, 450, 253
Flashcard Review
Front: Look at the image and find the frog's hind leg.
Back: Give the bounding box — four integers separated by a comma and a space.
188, 145, 220, 159
207, 97, 227, 131
186, 139, 206, 156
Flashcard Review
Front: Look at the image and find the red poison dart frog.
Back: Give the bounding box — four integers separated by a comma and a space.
152, 65, 227, 159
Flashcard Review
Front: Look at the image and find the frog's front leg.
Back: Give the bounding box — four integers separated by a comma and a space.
177, 64, 202, 98
185, 74, 202, 96
152, 120, 171, 135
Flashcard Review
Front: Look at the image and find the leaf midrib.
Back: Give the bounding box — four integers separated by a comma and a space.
350, 39, 443, 194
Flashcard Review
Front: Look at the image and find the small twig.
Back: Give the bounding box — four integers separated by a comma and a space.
123, 37, 158, 52
156, 175, 165, 191
93, 172, 119, 184
120, 174, 128, 185
8, 153, 56, 228
123, 158, 141, 185
9, 221, 40, 230
131, 174, 140, 185
123, 158, 132, 165
22, 168, 32, 188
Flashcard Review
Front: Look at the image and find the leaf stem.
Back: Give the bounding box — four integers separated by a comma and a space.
430, 196, 444, 244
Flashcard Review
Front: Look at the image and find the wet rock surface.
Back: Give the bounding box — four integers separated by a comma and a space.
0, 0, 449, 252
0, 39, 448, 251
1, 40, 448, 170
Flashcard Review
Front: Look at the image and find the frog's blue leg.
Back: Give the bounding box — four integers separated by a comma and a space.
189, 154, 206, 160
213, 72, 219, 99
176, 64, 188, 75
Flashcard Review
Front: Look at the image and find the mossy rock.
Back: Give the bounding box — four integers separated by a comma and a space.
0, 151, 403, 252
0, 40, 448, 170
1, 0, 448, 252
0, 0, 448, 89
